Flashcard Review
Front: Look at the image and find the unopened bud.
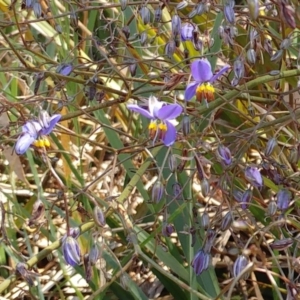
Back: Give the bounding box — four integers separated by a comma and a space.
152, 180, 164, 203
140, 32, 148, 46
165, 40, 176, 59
192, 250, 211, 275
233, 255, 250, 280
93, 206, 106, 227
168, 154, 177, 173
247, 0, 259, 20
188, 8, 197, 19
162, 222, 175, 237
89, 243, 101, 265
62, 236, 81, 267
266, 200, 277, 216
270, 238, 293, 250
176, 0, 188, 10
276, 189, 291, 211
28, 199, 45, 226
224, 2, 235, 24
244, 166, 263, 188
201, 178, 210, 197
280, 37, 292, 50
56, 63, 73, 76
246, 48, 256, 64
195, 3, 205, 15
182, 115, 190, 136
121, 26, 130, 40
154, 7, 162, 22
200, 212, 210, 229
233, 58, 245, 80
140, 6, 150, 25
217, 145, 232, 166
120, 0, 127, 11
221, 211, 233, 231
171, 15, 181, 37
264, 137, 277, 157
271, 49, 283, 62
240, 189, 252, 209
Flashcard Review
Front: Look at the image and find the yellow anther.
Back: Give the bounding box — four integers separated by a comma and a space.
196, 83, 215, 102
158, 123, 167, 132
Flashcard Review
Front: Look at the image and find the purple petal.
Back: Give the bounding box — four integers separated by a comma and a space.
156, 104, 182, 120
127, 104, 153, 119
15, 133, 36, 155
191, 59, 213, 82
41, 114, 61, 135
148, 95, 164, 118
62, 236, 81, 267
210, 65, 230, 82
184, 82, 198, 101
22, 121, 42, 137
163, 121, 177, 146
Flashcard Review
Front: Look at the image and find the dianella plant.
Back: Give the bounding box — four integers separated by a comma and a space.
0, 0, 300, 299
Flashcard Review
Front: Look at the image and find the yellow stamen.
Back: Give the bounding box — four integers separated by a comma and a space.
33, 137, 50, 148
196, 83, 215, 102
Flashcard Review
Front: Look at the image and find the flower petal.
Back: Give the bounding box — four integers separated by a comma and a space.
210, 65, 230, 82
184, 82, 198, 101
191, 59, 213, 82
156, 104, 182, 120
22, 121, 42, 137
41, 114, 61, 135
15, 133, 36, 155
127, 104, 153, 119
163, 121, 177, 146
148, 95, 164, 118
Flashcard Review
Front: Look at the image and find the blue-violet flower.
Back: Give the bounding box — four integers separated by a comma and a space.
127, 95, 182, 146
185, 59, 230, 102
62, 236, 81, 267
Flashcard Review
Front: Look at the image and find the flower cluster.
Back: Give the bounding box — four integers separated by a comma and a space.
15, 110, 61, 155
127, 95, 182, 146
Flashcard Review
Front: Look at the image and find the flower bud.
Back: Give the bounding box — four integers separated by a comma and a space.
201, 178, 210, 197
182, 115, 191, 136
244, 166, 263, 188
140, 32, 148, 46
93, 206, 106, 227
240, 189, 252, 209
181, 23, 194, 42
221, 211, 233, 231
271, 49, 283, 62
165, 40, 176, 59
152, 180, 164, 203
129, 62, 137, 77
140, 6, 150, 25
233, 255, 250, 280
266, 200, 277, 216
154, 7, 162, 22
188, 8, 197, 19
162, 222, 175, 237
16, 262, 34, 286
217, 145, 232, 166
120, 0, 127, 11
264, 137, 277, 157
276, 188, 291, 211
56, 63, 73, 76
89, 243, 101, 265
176, 0, 188, 10
233, 58, 245, 80
233, 189, 243, 202
247, 104, 256, 117
280, 37, 292, 50
204, 229, 216, 252
224, 2, 235, 24
168, 154, 177, 173
246, 48, 256, 64
192, 250, 211, 275
28, 199, 45, 226
289, 147, 298, 164
270, 238, 293, 250
33, 2, 42, 18
171, 15, 181, 37
62, 236, 81, 267
172, 182, 182, 198
200, 212, 210, 229
247, 0, 259, 20
195, 3, 205, 15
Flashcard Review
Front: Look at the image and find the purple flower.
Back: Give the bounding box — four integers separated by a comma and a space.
244, 166, 263, 188
217, 145, 232, 166
191, 250, 211, 275
15, 121, 41, 155
127, 96, 182, 146
15, 111, 61, 155
181, 23, 194, 41
62, 236, 81, 267
185, 59, 230, 102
